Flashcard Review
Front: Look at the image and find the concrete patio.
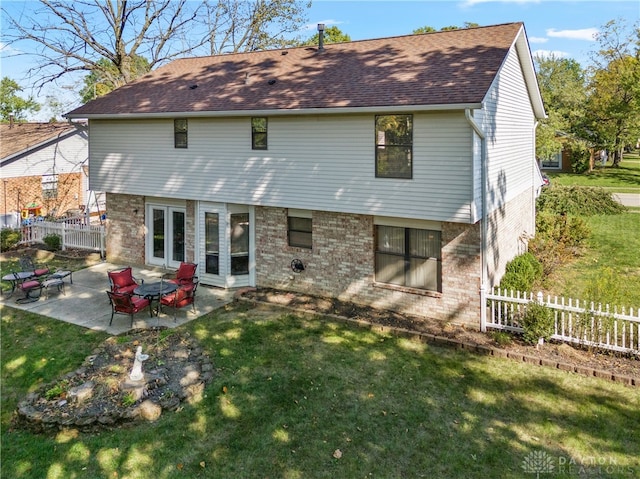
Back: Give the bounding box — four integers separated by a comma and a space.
1, 262, 235, 335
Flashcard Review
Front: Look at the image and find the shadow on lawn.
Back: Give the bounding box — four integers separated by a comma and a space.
2, 303, 639, 479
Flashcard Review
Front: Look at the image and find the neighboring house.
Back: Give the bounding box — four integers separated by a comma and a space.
66, 23, 546, 327
0, 122, 89, 227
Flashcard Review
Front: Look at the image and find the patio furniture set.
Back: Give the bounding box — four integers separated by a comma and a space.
106, 262, 199, 326
2, 256, 72, 303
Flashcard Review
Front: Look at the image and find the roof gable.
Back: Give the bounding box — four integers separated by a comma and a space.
67, 23, 543, 118
0, 122, 80, 161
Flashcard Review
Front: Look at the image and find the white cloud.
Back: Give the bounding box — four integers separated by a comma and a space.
532, 49, 569, 59
546, 28, 599, 41
529, 36, 548, 44
0, 42, 22, 57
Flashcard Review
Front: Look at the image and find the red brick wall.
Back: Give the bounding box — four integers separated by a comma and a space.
1, 173, 83, 217
105, 193, 146, 265
255, 207, 482, 327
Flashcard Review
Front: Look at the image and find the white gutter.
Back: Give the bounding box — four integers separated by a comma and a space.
65, 102, 483, 120
465, 108, 488, 332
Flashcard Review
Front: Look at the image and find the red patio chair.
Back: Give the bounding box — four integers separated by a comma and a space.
167, 262, 198, 287
14, 272, 43, 303
159, 280, 198, 321
106, 291, 151, 327
108, 267, 143, 295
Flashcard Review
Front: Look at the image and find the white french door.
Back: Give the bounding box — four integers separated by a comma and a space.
197, 202, 254, 288
146, 203, 186, 269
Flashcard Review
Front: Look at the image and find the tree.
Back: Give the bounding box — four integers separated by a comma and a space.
300, 26, 351, 46
413, 22, 479, 34
586, 19, 640, 166
2, 0, 310, 93
0, 77, 41, 121
79, 56, 150, 103
534, 55, 588, 168
202, 0, 311, 54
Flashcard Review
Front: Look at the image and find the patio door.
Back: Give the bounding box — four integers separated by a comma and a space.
197, 202, 254, 288
147, 203, 186, 268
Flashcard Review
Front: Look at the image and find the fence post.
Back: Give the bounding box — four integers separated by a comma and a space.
61, 222, 67, 251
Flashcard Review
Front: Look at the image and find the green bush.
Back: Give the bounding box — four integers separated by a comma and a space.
521, 301, 555, 345
498, 252, 543, 293
535, 212, 590, 248
43, 234, 62, 251
0, 228, 21, 251
536, 185, 626, 216
567, 143, 590, 173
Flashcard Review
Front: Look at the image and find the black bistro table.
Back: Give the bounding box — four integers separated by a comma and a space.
133, 281, 178, 317
2, 271, 35, 297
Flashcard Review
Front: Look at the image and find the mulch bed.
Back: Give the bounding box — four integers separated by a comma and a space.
239, 288, 640, 386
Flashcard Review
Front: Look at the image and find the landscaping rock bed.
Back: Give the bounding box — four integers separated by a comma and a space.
15, 328, 213, 433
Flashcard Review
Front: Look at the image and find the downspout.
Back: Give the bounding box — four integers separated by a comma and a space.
465, 109, 488, 332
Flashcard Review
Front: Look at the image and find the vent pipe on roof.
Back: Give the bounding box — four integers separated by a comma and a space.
9, 114, 14, 129
317, 23, 325, 52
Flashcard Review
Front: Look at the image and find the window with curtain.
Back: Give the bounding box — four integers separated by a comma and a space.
375, 114, 413, 179
375, 225, 441, 292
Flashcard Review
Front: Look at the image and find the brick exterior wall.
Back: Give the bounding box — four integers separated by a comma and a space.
255, 207, 483, 327
485, 188, 534, 287
1, 173, 83, 217
106, 193, 146, 265
105, 194, 196, 266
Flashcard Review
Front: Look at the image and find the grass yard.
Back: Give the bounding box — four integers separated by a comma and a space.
2, 303, 639, 479
546, 151, 640, 194
540, 212, 640, 307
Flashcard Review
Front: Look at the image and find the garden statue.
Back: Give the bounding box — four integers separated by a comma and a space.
129, 346, 149, 381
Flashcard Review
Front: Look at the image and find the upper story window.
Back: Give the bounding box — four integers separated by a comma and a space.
174, 119, 188, 148
375, 114, 413, 179
42, 174, 58, 199
375, 225, 441, 292
251, 117, 268, 150
288, 209, 312, 249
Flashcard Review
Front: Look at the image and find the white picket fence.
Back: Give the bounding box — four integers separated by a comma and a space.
486, 288, 640, 355
20, 220, 106, 257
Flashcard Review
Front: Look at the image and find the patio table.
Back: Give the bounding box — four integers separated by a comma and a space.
134, 281, 178, 317
2, 271, 35, 297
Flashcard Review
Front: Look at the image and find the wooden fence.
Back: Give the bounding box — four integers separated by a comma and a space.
20, 220, 106, 258
486, 288, 640, 355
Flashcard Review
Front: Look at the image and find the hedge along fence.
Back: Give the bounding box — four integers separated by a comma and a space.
487, 288, 640, 355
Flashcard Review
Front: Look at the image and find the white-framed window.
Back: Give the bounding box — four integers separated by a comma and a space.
375, 224, 441, 292
540, 151, 561, 169
42, 174, 58, 199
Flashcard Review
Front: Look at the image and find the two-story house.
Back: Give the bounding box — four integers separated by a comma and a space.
66, 23, 545, 327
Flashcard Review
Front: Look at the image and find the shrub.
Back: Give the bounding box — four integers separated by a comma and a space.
521, 301, 555, 345
43, 233, 62, 251
567, 143, 590, 173
498, 252, 543, 293
536, 185, 626, 216
0, 228, 21, 251
535, 212, 590, 248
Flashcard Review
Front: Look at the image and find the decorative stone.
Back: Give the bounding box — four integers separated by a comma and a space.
68, 381, 96, 404
135, 400, 162, 421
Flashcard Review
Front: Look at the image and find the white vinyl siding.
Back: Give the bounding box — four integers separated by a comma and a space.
89, 112, 474, 223
480, 45, 536, 216
2, 132, 87, 178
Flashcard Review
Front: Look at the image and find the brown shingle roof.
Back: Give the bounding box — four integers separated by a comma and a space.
0, 122, 78, 160
67, 23, 524, 117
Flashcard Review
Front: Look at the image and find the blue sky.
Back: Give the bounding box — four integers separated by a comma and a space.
1, 0, 639, 120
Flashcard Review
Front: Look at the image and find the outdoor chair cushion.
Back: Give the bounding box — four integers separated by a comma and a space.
108, 267, 142, 295
168, 262, 198, 286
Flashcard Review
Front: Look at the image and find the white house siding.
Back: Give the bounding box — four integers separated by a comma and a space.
478, 45, 538, 285
255, 206, 482, 326
89, 112, 474, 224
2, 132, 88, 178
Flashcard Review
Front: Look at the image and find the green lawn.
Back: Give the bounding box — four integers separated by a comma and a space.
540, 212, 640, 307
546, 151, 640, 194
2, 304, 639, 479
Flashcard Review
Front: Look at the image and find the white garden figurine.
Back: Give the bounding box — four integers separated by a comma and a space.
129, 346, 149, 381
